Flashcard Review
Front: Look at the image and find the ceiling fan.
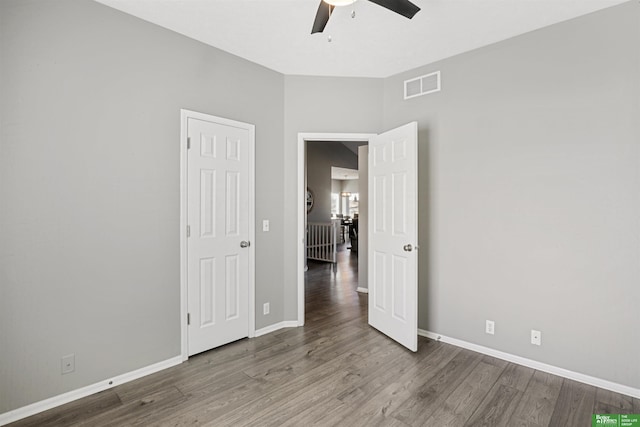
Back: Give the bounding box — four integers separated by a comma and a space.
311, 0, 420, 34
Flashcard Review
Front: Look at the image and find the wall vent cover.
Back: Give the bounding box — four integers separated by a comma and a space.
404, 71, 441, 100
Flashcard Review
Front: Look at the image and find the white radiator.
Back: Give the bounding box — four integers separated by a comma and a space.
306, 222, 337, 265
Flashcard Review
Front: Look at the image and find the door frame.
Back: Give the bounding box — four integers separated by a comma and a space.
296, 132, 376, 324
180, 109, 256, 360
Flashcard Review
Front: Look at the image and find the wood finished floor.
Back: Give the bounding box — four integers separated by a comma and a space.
10, 245, 639, 426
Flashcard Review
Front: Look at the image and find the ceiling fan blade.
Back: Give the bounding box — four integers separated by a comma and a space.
311, 1, 335, 34
367, 0, 420, 19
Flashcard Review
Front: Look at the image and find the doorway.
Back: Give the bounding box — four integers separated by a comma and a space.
297, 133, 375, 325
297, 123, 419, 352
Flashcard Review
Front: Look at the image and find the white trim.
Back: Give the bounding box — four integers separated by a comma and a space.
0, 356, 182, 426
247, 121, 256, 339
180, 110, 189, 360
180, 109, 256, 360
297, 132, 376, 327
418, 329, 640, 399
254, 321, 300, 337
356, 287, 369, 294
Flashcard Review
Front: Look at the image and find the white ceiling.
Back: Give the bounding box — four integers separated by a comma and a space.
95, 0, 627, 78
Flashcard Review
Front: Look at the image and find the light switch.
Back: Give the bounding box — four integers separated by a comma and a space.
262, 220, 269, 232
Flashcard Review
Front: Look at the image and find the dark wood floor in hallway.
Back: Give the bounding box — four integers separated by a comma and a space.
9, 245, 639, 426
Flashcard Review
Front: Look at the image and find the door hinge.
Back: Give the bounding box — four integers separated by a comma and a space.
187, 313, 191, 325
187, 137, 191, 149
187, 225, 191, 237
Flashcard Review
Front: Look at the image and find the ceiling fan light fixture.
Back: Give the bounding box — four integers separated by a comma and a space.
323, 0, 355, 7
312, 0, 419, 34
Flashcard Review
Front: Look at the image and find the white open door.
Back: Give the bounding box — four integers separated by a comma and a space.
187, 114, 253, 356
368, 122, 418, 352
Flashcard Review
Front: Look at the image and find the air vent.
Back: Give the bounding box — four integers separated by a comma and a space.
404, 71, 441, 100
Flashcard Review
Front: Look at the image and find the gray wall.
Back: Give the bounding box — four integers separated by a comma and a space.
282, 76, 384, 320
340, 179, 359, 194
382, 1, 639, 389
331, 179, 342, 194
306, 142, 358, 223
0, 0, 284, 413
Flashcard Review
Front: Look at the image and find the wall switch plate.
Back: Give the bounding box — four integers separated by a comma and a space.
485, 320, 495, 335
61, 354, 75, 374
531, 329, 541, 346
262, 220, 269, 232
263, 302, 270, 315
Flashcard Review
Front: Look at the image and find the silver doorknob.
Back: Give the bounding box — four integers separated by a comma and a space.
240, 241, 250, 248
403, 244, 413, 252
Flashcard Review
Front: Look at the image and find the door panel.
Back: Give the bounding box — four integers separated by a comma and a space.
200, 257, 216, 326
368, 122, 418, 352
188, 117, 250, 356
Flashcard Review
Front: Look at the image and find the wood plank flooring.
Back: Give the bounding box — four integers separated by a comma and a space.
9, 246, 639, 426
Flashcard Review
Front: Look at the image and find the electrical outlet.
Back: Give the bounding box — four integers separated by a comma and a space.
531, 330, 541, 346
263, 302, 270, 315
485, 320, 495, 335
61, 354, 75, 374
262, 220, 270, 232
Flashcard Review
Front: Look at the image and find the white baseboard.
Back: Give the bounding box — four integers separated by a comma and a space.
0, 356, 182, 426
418, 329, 640, 399
1, 321, 302, 425
356, 287, 369, 294
254, 320, 300, 337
